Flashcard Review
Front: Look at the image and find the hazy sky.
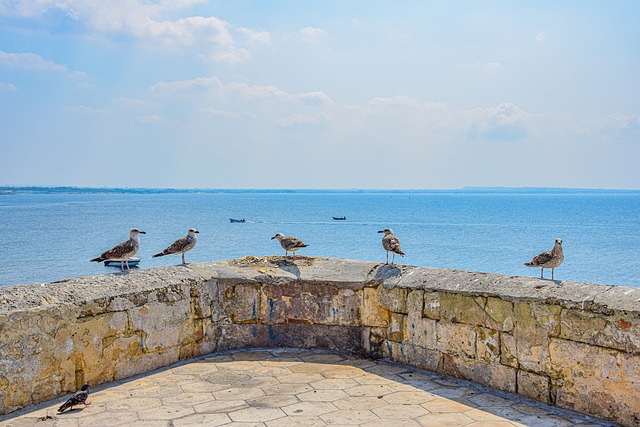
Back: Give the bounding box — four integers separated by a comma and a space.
1, 1, 639, 189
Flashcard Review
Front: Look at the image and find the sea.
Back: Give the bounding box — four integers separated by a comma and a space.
0, 188, 639, 288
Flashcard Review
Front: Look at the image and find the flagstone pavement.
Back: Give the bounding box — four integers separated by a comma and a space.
0, 348, 618, 427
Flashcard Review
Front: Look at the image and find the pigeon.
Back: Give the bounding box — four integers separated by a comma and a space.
271, 233, 308, 258
525, 238, 564, 280
91, 228, 146, 271
152, 228, 199, 265
378, 228, 405, 266
58, 384, 90, 413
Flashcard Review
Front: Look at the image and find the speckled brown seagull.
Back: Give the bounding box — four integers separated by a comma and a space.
152, 228, 199, 265
378, 228, 405, 266
58, 384, 90, 413
90, 228, 146, 272
271, 233, 308, 258
525, 238, 564, 280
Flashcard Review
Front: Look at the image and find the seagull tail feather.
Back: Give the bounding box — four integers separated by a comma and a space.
90, 257, 103, 263
152, 252, 167, 258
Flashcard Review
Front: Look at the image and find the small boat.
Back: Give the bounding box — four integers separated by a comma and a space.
230, 218, 246, 223
104, 257, 140, 267
332, 216, 347, 220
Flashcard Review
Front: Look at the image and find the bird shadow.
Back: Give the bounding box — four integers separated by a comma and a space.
372, 263, 402, 280
274, 259, 301, 278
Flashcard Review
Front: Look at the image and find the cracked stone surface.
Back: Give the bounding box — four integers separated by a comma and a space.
0, 348, 617, 427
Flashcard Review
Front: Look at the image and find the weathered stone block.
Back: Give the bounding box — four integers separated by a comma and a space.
384, 341, 442, 371
440, 293, 486, 326
443, 353, 516, 393
561, 309, 640, 355
378, 286, 408, 313
436, 322, 476, 359
223, 284, 261, 323
484, 297, 515, 332
476, 326, 500, 363
217, 324, 367, 355
402, 316, 437, 350
517, 370, 550, 403
361, 287, 390, 327
549, 338, 640, 426
388, 313, 405, 343
500, 332, 518, 368
513, 302, 560, 373
406, 289, 424, 320
423, 291, 441, 319
329, 288, 362, 326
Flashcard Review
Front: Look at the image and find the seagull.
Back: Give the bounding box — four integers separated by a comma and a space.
152, 228, 199, 265
90, 228, 146, 271
525, 238, 564, 280
271, 233, 308, 258
378, 228, 405, 266
58, 384, 90, 413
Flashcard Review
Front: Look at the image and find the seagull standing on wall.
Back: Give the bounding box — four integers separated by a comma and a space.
525, 238, 564, 280
378, 228, 405, 266
152, 228, 199, 265
90, 228, 146, 272
271, 233, 308, 258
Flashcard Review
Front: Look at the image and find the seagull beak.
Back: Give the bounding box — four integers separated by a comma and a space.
271, 236, 276, 240
377, 230, 384, 233
195, 230, 200, 233
140, 231, 146, 234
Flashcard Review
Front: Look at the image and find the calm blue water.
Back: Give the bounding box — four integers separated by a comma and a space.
0, 190, 639, 287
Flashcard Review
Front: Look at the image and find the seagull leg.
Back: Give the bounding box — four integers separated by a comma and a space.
182, 253, 186, 265
391, 253, 395, 266
551, 268, 554, 281
540, 268, 544, 279
120, 261, 125, 272
126, 259, 130, 271
385, 252, 389, 265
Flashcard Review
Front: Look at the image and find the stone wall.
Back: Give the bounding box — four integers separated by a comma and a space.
1, 257, 639, 425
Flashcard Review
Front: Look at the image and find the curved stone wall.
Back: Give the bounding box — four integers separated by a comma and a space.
0, 257, 638, 425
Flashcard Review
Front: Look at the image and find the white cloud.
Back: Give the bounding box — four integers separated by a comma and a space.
300, 26, 326, 42
0, 82, 18, 92
299, 91, 333, 106
0, 1, 254, 65
536, 31, 546, 42
239, 28, 271, 45
196, 107, 256, 119
469, 102, 529, 141
208, 47, 251, 64
114, 97, 154, 107
368, 96, 421, 108
62, 105, 109, 115
150, 76, 333, 105
136, 114, 164, 124
0, 51, 90, 83
589, 113, 640, 140
0, 51, 67, 72
276, 114, 331, 130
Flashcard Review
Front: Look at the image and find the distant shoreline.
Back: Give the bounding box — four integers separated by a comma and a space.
1, 186, 639, 195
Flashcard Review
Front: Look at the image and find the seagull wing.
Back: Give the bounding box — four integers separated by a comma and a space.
527, 249, 553, 266
282, 236, 308, 250
384, 235, 405, 255
162, 236, 190, 255
96, 239, 137, 261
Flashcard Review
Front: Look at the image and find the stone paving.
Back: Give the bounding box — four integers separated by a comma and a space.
0, 348, 618, 427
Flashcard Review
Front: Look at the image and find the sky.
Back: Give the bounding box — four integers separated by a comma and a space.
1, 1, 639, 189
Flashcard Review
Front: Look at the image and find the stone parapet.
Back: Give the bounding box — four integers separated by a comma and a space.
0, 256, 638, 425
